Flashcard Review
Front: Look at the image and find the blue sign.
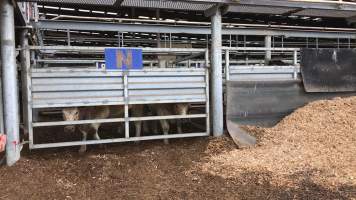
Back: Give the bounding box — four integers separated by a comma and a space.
104, 48, 143, 70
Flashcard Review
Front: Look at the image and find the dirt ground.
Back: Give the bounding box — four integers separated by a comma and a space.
0, 96, 355, 200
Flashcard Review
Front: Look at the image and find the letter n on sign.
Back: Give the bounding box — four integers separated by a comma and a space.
104, 48, 143, 70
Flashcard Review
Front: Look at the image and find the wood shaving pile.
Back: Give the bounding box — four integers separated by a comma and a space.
1, 96, 355, 199
201, 96, 356, 198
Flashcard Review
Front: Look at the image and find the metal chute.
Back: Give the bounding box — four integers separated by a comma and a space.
225, 48, 356, 148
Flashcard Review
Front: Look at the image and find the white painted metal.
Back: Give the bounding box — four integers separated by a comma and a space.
26, 47, 210, 149
211, 8, 224, 137
224, 48, 301, 81
1, 0, 21, 166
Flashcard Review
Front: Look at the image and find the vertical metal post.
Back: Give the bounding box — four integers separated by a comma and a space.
121, 32, 124, 47
236, 35, 238, 47
20, 30, 28, 135
0, 70, 3, 135
225, 50, 230, 81
265, 35, 272, 65
123, 72, 129, 138
0, 0, 20, 166
117, 31, 121, 47
293, 50, 298, 80
204, 50, 210, 135
21, 30, 33, 149
66, 29, 70, 46
156, 9, 161, 48
206, 35, 209, 48
229, 34, 232, 47
169, 33, 172, 48
211, 8, 223, 137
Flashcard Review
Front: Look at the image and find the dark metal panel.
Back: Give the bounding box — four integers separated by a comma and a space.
226, 80, 355, 127
301, 48, 356, 92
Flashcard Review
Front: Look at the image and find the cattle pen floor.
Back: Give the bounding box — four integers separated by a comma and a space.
1, 96, 356, 200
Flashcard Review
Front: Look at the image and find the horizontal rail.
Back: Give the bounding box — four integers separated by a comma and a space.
222, 47, 300, 51
32, 114, 207, 127
28, 46, 207, 53
31, 132, 209, 149
128, 114, 207, 122
33, 20, 356, 39
32, 99, 207, 109
33, 118, 126, 127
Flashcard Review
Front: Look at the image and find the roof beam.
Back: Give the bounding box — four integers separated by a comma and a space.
172, 0, 356, 11
33, 20, 356, 39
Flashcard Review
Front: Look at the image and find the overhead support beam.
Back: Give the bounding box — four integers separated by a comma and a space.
173, 0, 356, 11
210, 6, 223, 137
282, 8, 305, 16
0, 0, 21, 166
33, 20, 356, 39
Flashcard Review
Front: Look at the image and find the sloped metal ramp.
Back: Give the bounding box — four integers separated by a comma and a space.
225, 53, 356, 148
226, 78, 356, 147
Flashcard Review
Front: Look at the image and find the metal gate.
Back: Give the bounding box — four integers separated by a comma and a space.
24, 47, 210, 149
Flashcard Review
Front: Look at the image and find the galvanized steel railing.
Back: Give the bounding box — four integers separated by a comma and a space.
24, 46, 210, 149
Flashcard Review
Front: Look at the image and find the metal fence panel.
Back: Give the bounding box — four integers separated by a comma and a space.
28, 67, 209, 149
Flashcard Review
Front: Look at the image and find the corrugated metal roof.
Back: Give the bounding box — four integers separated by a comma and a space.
295, 9, 356, 18
16, 0, 356, 19
20, 0, 116, 5
121, 0, 212, 11
228, 5, 295, 15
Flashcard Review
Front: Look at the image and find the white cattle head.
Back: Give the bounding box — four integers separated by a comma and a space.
62, 107, 80, 133
174, 103, 189, 123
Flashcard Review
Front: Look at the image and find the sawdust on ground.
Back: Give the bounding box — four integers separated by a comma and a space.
0, 96, 355, 199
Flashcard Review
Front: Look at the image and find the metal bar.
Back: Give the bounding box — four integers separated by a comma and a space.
123, 72, 129, 138
222, 47, 300, 51
33, 114, 207, 127
33, 118, 126, 127
265, 35, 272, 65
20, 30, 29, 135
211, 8, 224, 137
128, 114, 207, 121
28, 46, 206, 52
293, 50, 299, 79
205, 49, 209, 67
1, 0, 21, 166
32, 99, 207, 109
174, 52, 205, 64
205, 68, 210, 136
33, 20, 356, 39
66, 29, 70, 46
225, 50, 230, 81
31, 132, 209, 149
